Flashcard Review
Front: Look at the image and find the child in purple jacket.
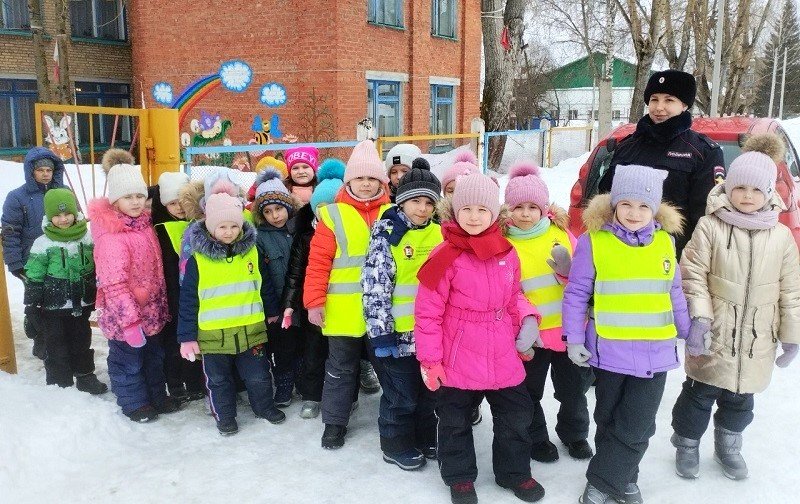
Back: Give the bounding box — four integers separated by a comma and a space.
562, 164, 691, 504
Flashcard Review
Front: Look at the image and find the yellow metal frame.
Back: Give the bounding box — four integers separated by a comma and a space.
545, 125, 594, 167
376, 133, 481, 156
0, 250, 16, 374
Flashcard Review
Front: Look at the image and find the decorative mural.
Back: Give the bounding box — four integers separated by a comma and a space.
260, 83, 288, 107
43, 115, 73, 160
180, 110, 234, 166
300, 88, 336, 142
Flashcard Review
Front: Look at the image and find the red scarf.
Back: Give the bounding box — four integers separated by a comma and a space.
417, 220, 512, 290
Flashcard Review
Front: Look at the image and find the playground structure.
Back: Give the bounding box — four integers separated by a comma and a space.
0, 103, 594, 374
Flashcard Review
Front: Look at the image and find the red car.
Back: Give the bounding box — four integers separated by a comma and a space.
567, 117, 800, 247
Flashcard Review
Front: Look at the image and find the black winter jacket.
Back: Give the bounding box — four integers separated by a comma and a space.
598, 111, 724, 256
281, 204, 314, 318
149, 185, 186, 317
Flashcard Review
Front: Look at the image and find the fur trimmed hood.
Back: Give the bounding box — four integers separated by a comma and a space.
178, 180, 205, 221
87, 198, 152, 238
582, 193, 684, 235
187, 219, 257, 260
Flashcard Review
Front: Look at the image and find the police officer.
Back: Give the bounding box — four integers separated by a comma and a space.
599, 70, 724, 257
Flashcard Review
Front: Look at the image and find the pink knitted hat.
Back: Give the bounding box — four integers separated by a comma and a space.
285, 146, 320, 172
504, 160, 549, 212
205, 193, 244, 233
441, 150, 480, 191
451, 172, 501, 222
344, 140, 389, 184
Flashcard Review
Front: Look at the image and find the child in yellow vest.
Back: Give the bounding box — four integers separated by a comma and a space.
503, 161, 594, 464
362, 158, 443, 471
303, 140, 392, 449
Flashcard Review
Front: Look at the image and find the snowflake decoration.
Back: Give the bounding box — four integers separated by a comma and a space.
260, 83, 287, 107
219, 60, 252, 93
152, 82, 173, 105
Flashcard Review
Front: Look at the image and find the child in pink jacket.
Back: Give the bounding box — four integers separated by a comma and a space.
89, 149, 179, 423
504, 161, 593, 464
415, 172, 545, 504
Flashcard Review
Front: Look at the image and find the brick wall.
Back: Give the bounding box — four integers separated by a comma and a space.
127, 0, 481, 147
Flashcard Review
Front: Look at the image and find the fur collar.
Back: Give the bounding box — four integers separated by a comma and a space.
87, 198, 152, 237
188, 220, 257, 259
582, 193, 684, 235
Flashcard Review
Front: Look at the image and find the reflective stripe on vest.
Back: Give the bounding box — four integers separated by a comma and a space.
195, 246, 264, 331
389, 222, 443, 332
590, 229, 677, 340
156, 220, 189, 255
318, 202, 393, 336
509, 225, 571, 331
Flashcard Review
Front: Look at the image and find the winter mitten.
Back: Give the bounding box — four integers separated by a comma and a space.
516, 315, 542, 351
374, 346, 401, 358
546, 245, 572, 278
420, 363, 446, 392
281, 308, 294, 329
776, 343, 799, 368
267, 315, 280, 324
180, 341, 201, 362
686, 317, 713, 357
567, 343, 592, 367
122, 325, 146, 348
307, 306, 326, 328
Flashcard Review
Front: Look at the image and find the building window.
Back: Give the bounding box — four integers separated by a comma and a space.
368, 0, 403, 28
367, 80, 402, 142
432, 0, 456, 38
568, 109, 578, 120
1, 0, 29, 30
70, 0, 126, 40
75, 82, 132, 145
0, 79, 37, 150
612, 110, 621, 121
430, 84, 454, 134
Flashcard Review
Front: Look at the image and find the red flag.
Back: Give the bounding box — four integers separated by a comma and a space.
500, 26, 511, 51
52, 42, 60, 82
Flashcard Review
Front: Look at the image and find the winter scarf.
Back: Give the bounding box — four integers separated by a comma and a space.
713, 205, 780, 230
507, 216, 551, 239
636, 111, 692, 143
43, 219, 88, 242
381, 206, 431, 246
418, 220, 512, 290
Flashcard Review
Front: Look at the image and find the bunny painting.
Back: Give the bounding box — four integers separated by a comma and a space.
43, 115, 73, 161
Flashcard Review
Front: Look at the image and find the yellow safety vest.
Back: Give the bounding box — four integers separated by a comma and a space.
195, 245, 264, 331
509, 225, 571, 330
156, 220, 189, 254
318, 202, 393, 337
590, 229, 677, 340
389, 223, 443, 332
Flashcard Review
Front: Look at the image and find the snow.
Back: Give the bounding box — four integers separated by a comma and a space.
2, 153, 799, 504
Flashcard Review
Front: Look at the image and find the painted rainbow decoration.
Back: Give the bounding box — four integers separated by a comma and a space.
170, 74, 221, 125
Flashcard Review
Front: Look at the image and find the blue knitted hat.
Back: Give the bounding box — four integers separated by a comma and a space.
254, 168, 294, 216
310, 158, 345, 211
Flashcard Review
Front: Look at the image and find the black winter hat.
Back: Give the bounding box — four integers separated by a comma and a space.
395, 158, 442, 205
643, 70, 696, 108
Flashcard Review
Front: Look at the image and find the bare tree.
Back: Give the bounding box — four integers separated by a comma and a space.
481, 0, 528, 169
27, 0, 52, 103
513, 44, 557, 124
662, 0, 696, 70
53, 0, 73, 105
616, 0, 668, 122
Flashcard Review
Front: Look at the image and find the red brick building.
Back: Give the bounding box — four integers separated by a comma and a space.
127, 0, 482, 149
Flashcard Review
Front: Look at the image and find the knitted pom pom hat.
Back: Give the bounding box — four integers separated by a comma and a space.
725, 133, 784, 203
344, 140, 389, 184
441, 150, 480, 192
205, 193, 244, 234
254, 168, 295, 216
396, 158, 442, 205
504, 160, 549, 212
310, 158, 346, 211
102, 148, 147, 204
451, 172, 501, 222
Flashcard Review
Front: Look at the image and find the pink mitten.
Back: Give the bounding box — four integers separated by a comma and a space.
420, 363, 447, 392
180, 341, 201, 362
281, 308, 294, 330
122, 325, 146, 348
307, 306, 326, 328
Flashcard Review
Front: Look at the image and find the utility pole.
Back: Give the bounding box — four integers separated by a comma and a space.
779, 48, 788, 120
710, 0, 725, 117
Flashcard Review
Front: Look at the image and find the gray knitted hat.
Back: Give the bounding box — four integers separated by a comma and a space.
610, 164, 668, 214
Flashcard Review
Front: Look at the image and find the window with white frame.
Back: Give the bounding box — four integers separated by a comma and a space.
432, 0, 456, 38
74, 82, 132, 145
70, 0, 126, 40
368, 0, 403, 28
430, 84, 454, 134
367, 80, 402, 141
1, 0, 29, 30
0, 79, 37, 150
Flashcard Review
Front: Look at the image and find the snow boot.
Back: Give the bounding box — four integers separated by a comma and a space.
498, 477, 545, 502
613, 483, 642, 504
419, 444, 437, 460
383, 448, 426, 471
154, 396, 181, 414
531, 440, 559, 463
75, 373, 108, 395
671, 433, 700, 479
321, 424, 347, 449
579, 483, 612, 504
471, 404, 482, 426
273, 371, 294, 408
449, 482, 478, 504
299, 400, 321, 419
714, 427, 748, 480
565, 439, 593, 460
216, 418, 239, 436
359, 360, 381, 394
126, 405, 158, 423
258, 407, 287, 425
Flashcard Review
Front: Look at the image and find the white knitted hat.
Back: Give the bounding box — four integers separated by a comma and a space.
158, 171, 190, 205
101, 149, 147, 204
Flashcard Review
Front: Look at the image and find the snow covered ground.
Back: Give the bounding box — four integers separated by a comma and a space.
1, 148, 799, 504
